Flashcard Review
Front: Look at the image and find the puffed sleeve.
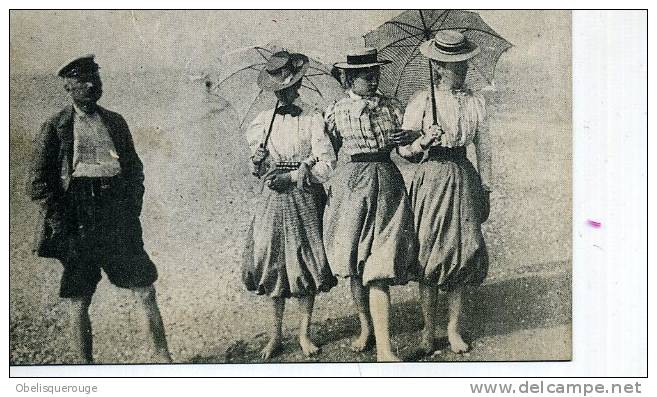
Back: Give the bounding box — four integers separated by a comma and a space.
401, 90, 428, 131
323, 101, 342, 154
399, 91, 429, 158
471, 93, 492, 191
307, 112, 337, 183
244, 110, 271, 158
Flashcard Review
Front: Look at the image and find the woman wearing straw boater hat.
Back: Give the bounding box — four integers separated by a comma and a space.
398, 30, 493, 355
323, 48, 420, 362
242, 50, 338, 360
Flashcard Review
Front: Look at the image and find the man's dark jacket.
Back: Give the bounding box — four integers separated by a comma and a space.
29, 105, 145, 258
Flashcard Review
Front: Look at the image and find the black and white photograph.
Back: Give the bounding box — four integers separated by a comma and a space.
10, 8, 580, 368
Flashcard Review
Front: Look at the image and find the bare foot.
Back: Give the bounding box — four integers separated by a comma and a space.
420, 328, 435, 355
261, 336, 282, 360
153, 350, 173, 363
299, 334, 320, 356
350, 332, 374, 352
448, 331, 470, 354
377, 350, 401, 362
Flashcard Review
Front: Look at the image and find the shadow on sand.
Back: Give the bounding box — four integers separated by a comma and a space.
189, 269, 571, 363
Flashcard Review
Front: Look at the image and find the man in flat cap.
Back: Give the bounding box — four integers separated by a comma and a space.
29, 55, 172, 363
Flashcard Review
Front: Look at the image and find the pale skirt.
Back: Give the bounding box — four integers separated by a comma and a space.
323, 162, 419, 285
242, 183, 337, 298
409, 155, 488, 290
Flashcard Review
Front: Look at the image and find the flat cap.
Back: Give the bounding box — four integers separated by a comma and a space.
57, 54, 99, 78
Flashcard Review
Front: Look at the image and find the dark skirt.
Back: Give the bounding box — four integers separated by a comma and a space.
409, 154, 489, 290
242, 183, 337, 298
323, 161, 419, 285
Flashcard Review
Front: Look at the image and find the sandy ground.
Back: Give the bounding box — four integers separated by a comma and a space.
9, 11, 572, 364
9, 62, 571, 365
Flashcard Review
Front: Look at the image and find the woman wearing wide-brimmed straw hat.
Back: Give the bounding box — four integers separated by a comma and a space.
242, 50, 338, 360
323, 48, 420, 362
398, 30, 493, 355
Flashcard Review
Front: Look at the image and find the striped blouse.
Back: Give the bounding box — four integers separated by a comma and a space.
324, 91, 403, 156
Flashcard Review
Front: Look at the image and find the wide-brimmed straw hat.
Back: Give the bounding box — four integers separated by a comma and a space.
333, 48, 391, 69
257, 51, 310, 92
419, 30, 480, 62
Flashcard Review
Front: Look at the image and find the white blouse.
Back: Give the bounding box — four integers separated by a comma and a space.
245, 108, 336, 184
399, 89, 493, 190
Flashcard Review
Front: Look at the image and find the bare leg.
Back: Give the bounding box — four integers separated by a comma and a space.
132, 286, 172, 363
68, 296, 93, 364
261, 296, 285, 360
349, 277, 373, 352
419, 282, 438, 354
369, 281, 400, 362
447, 285, 469, 353
297, 295, 320, 356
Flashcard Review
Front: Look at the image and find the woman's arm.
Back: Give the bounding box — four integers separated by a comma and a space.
473, 125, 493, 192
290, 113, 337, 184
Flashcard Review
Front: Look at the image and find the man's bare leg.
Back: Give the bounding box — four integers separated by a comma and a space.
132, 286, 172, 363
68, 295, 93, 364
369, 281, 400, 362
262, 296, 285, 360
419, 281, 438, 354
447, 285, 469, 353
349, 277, 373, 352
297, 295, 320, 356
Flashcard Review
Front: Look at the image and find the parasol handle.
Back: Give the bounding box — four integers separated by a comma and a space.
428, 60, 438, 125
253, 100, 280, 178
262, 99, 280, 149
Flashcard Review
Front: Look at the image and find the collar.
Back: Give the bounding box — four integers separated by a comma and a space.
347, 90, 381, 110
72, 103, 99, 118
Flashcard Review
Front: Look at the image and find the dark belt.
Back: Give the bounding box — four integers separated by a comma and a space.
427, 146, 467, 161
274, 161, 301, 171
350, 151, 392, 163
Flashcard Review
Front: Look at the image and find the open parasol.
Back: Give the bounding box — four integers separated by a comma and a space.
364, 10, 512, 124
210, 43, 345, 131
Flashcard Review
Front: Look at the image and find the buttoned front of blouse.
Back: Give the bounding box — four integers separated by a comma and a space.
399, 88, 493, 190
245, 108, 336, 183
324, 91, 403, 156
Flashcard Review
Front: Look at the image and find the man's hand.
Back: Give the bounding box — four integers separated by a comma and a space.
389, 129, 421, 146
266, 172, 294, 193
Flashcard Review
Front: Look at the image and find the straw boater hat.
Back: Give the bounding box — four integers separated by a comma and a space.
419, 30, 480, 62
258, 51, 310, 92
57, 54, 99, 78
333, 48, 391, 69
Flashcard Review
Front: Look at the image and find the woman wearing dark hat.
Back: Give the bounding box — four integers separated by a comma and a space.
323, 48, 419, 362
242, 51, 337, 360
398, 30, 493, 355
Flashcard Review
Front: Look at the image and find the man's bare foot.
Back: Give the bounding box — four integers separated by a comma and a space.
420, 328, 435, 354
153, 350, 173, 363
299, 334, 320, 356
261, 336, 283, 360
448, 331, 470, 354
350, 332, 374, 352
377, 350, 401, 362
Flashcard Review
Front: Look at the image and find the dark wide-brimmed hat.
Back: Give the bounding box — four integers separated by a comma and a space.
333, 48, 391, 69
419, 30, 480, 62
57, 54, 99, 78
257, 51, 310, 92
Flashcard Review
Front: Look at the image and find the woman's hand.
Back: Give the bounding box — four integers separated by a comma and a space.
251, 145, 269, 164
389, 129, 421, 147
265, 172, 294, 192
296, 163, 312, 190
